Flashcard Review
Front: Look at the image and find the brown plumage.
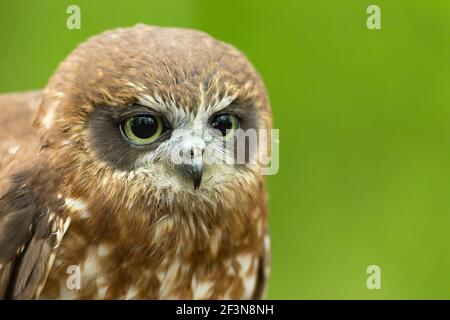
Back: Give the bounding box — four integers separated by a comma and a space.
0, 25, 271, 299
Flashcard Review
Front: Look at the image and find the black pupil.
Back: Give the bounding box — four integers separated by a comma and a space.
130, 116, 157, 139
212, 115, 233, 136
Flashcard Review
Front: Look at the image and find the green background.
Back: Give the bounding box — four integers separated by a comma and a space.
1, 0, 450, 299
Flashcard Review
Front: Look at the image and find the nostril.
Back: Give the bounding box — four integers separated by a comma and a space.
189, 147, 205, 159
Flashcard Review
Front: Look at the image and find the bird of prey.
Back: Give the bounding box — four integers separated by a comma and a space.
0, 25, 272, 299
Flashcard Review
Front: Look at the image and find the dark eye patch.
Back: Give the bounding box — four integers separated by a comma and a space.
87, 105, 171, 171
213, 100, 262, 166
219, 101, 260, 132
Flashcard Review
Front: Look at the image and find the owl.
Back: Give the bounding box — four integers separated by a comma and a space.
0, 25, 272, 300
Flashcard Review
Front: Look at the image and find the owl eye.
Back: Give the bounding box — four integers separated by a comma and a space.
121, 115, 164, 145
210, 114, 239, 140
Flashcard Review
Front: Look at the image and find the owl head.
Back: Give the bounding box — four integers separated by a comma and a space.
34, 25, 271, 232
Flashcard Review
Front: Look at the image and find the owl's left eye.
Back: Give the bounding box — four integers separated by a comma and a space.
210, 114, 239, 140
121, 115, 164, 145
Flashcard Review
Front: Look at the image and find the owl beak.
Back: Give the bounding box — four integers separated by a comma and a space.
177, 148, 203, 190
187, 142, 205, 189
177, 162, 203, 190
176, 139, 205, 190
191, 164, 203, 190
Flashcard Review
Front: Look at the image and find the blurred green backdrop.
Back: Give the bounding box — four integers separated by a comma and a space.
1, 0, 450, 299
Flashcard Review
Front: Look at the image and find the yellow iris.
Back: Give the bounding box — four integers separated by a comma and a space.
122, 115, 163, 145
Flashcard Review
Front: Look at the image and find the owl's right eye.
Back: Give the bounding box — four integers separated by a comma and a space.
120, 115, 164, 145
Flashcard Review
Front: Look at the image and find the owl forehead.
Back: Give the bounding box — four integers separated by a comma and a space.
69, 48, 247, 123
80, 72, 240, 129
86, 53, 246, 121
134, 85, 236, 126
80, 53, 245, 126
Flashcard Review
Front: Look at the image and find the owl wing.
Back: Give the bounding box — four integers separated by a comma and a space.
0, 170, 70, 300
0, 91, 43, 177
0, 91, 69, 299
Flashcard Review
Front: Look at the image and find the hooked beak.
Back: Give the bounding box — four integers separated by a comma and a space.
191, 163, 203, 190
176, 143, 204, 190
177, 162, 203, 190
175, 136, 205, 190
